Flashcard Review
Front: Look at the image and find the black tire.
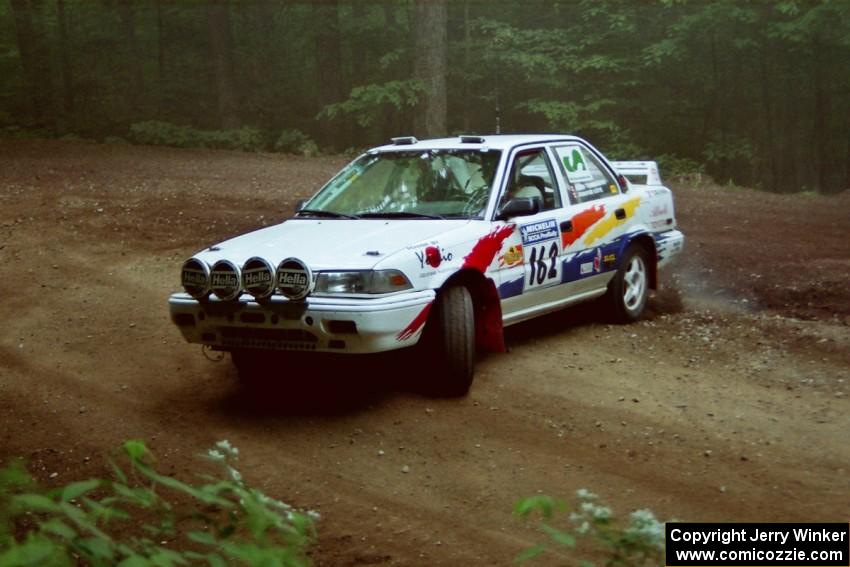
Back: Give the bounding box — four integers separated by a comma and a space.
606, 244, 650, 323
424, 285, 476, 396
231, 348, 277, 385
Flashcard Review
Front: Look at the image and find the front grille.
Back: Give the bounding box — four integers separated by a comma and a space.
219, 326, 318, 351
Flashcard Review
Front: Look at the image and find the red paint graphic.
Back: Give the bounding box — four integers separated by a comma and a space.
462, 225, 515, 272
425, 246, 442, 268
561, 205, 606, 248
396, 301, 434, 341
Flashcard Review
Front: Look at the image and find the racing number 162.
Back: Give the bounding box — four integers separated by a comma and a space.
528, 242, 558, 285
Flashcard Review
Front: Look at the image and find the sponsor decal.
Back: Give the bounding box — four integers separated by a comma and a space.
212, 272, 238, 287
279, 271, 307, 286
396, 301, 433, 341
583, 196, 642, 245
498, 244, 523, 267
520, 218, 558, 246
242, 257, 275, 299
573, 180, 608, 200
276, 257, 312, 300
650, 203, 669, 217
210, 259, 241, 300
415, 245, 453, 269
462, 225, 515, 272
182, 269, 207, 287
180, 258, 210, 299
560, 235, 630, 283
244, 269, 272, 287
558, 146, 594, 183
561, 204, 606, 248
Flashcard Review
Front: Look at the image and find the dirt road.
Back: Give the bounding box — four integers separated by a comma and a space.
1, 139, 848, 565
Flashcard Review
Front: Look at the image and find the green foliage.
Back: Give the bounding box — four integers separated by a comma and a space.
274, 130, 318, 156
129, 122, 265, 152
0, 440, 317, 567
655, 154, 705, 177
1, 0, 849, 191
515, 488, 666, 567
318, 80, 423, 128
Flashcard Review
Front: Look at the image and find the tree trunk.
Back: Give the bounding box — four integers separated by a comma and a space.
413, 0, 447, 138
462, 1, 470, 133
206, 1, 240, 129
156, 0, 165, 117
56, 0, 74, 123
313, 0, 343, 148
10, 0, 54, 127
117, 0, 144, 117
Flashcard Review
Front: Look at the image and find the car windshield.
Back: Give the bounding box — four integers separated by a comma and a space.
303, 149, 502, 219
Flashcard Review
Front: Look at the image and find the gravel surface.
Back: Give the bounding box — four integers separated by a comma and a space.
1, 139, 848, 566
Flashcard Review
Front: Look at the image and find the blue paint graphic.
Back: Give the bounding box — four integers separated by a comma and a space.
498, 277, 525, 299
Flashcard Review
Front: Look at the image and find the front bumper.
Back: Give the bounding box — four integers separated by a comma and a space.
169, 290, 436, 354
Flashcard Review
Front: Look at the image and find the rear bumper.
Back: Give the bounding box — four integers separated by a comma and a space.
168, 290, 436, 354
654, 229, 685, 268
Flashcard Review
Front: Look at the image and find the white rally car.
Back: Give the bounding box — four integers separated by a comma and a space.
169, 135, 684, 395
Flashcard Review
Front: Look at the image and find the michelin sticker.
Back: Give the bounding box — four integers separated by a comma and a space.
520, 218, 558, 246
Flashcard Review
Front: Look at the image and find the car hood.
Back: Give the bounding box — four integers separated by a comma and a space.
193, 218, 471, 270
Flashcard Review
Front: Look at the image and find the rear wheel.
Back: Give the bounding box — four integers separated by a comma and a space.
607, 244, 650, 322
423, 285, 475, 396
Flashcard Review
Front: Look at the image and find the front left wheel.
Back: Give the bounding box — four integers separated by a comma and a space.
423, 285, 475, 396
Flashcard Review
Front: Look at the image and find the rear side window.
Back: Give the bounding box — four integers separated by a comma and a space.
553, 145, 619, 204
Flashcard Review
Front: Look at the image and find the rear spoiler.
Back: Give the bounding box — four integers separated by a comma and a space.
611, 161, 663, 186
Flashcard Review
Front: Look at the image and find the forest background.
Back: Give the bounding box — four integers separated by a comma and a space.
2, 0, 848, 194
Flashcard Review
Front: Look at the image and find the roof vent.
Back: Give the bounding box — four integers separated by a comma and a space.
460, 135, 485, 144
391, 136, 418, 145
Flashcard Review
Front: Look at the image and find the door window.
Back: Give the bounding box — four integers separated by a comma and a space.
498, 148, 562, 211
553, 145, 620, 204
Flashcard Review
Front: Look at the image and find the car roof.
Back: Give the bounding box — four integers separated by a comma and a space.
370, 134, 582, 152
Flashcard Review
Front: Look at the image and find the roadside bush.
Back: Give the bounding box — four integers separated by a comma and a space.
129, 121, 265, 152
514, 489, 667, 566
655, 154, 705, 178
0, 440, 317, 567
274, 129, 319, 156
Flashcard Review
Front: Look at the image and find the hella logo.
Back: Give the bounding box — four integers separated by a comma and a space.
244, 270, 272, 286
182, 270, 207, 285
279, 270, 308, 286
212, 273, 238, 287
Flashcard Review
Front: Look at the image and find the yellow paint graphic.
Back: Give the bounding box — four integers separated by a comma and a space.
583, 197, 641, 245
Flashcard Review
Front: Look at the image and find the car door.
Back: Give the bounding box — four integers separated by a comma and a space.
549, 141, 639, 296
494, 146, 576, 322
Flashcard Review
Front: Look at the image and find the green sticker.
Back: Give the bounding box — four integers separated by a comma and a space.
563, 149, 586, 173
559, 146, 593, 183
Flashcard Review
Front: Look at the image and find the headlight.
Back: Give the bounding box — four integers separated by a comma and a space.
314, 270, 412, 294
210, 259, 242, 301
242, 257, 275, 299
181, 258, 210, 299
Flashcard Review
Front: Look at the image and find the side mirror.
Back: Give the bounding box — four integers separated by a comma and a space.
497, 197, 540, 220
294, 199, 306, 213
617, 174, 629, 193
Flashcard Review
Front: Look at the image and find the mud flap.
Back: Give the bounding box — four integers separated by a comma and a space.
475, 282, 506, 353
